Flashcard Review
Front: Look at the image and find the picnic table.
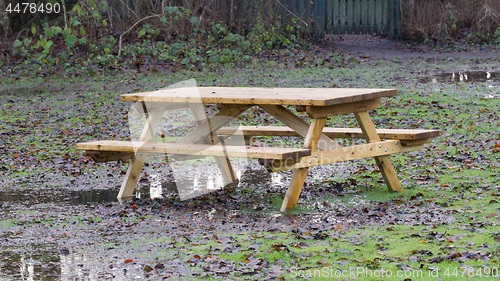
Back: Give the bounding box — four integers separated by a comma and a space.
76, 87, 440, 211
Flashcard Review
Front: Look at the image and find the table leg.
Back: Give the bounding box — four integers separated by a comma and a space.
280, 118, 327, 211
354, 111, 403, 192
117, 106, 165, 199
187, 103, 237, 183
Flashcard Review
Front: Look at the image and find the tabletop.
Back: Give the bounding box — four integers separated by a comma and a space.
120, 87, 397, 106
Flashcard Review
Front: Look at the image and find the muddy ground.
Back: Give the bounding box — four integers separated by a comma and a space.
1, 35, 499, 280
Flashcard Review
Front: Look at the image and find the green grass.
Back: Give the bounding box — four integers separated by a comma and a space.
1, 56, 500, 279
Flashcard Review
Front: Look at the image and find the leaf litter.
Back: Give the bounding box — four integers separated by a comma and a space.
0, 49, 500, 279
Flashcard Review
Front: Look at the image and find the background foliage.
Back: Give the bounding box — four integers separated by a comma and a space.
1, 0, 500, 74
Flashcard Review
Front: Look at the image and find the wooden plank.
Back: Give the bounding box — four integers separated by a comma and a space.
390, 0, 400, 39
258, 104, 339, 150
189, 103, 237, 184
305, 98, 381, 118
381, 0, 388, 35
121, 87, 398, 107
362, 0, 368, 34
332, 0, 339, 34
376, 0, 382, 34
347, 0, 353, 33
216, 103, 251, 110
85, 151, 134, 162
118, 155, 145, 199
339, 0, 345, 33
355, 111, 402, 192
133, 101, 189, 114
354, 0, 360, 34
270, 140, 423, 171
77, 141, 311, 160
281, 118, 326, 211
369, 0, 375, 34
117, 106, 165, 199
401, 138, 431, 146
216, 126, 441, 140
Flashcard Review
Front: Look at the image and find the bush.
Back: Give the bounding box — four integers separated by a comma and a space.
2, 0, 307, 74
401, 0, 500, 45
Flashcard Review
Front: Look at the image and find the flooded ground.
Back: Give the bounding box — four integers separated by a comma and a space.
0, 162, 359, 280
1, 38, 499, 279
418, 71, 500, 84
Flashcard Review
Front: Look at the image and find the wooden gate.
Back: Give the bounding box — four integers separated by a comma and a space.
234, 0, 401, 39
324, 0, 401, 38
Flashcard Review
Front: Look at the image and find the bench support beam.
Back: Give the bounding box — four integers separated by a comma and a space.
259, 104, 338, 150
118, 106, 166, 199
268, 140, 423, 172
355, 111, 403, 192
281, 117, 326, 212
188, 103, 237, 184
306, 98, 381, 118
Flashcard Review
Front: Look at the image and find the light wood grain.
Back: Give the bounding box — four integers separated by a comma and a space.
77, 140, 311, 160
188, 103, 237, 184
355, 111, 403, 192
120, 87, 397, 106
280, 118, 326, 212
118, 106, 165, 198
270, 140, 423, 172
216, 126, 440, 140
306, 98, 381, 118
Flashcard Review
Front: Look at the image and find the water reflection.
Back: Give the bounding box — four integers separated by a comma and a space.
419, 71, 499, 83
0, 249, 60, 280
0, 249, 144, 280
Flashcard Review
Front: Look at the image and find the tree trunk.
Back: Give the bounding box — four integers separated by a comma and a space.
0, 0, 10, 37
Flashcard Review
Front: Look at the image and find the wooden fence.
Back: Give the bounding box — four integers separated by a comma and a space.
233, 0, 401, 39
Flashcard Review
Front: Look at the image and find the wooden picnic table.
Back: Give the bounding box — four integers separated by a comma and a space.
77, 87, 440, 211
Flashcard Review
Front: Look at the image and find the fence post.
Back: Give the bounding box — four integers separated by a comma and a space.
389, 0, 400, 39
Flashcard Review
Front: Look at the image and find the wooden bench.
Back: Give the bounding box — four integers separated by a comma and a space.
77, 141, 311, 161
217, 126, 439, 144
215, 126, 440, 171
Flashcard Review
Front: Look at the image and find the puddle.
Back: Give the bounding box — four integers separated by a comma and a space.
419, 71, 500, 83
0, 163, 358, 280
0, 247, 61, 280
0, 246, 148, 280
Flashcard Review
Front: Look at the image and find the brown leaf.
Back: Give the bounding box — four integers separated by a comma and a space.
494, 234, 500, 242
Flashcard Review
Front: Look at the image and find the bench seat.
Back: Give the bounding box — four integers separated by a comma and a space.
77, 140, 311, 161
216, 126, 440, 141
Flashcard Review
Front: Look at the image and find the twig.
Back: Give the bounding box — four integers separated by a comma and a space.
13, 14, 39, 48
275, 0, 307, 26
61, 0, 68, 30
118, 14, 162, 57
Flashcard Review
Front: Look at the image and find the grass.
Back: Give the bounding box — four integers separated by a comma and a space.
1, 55, 500, 279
